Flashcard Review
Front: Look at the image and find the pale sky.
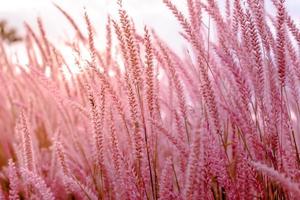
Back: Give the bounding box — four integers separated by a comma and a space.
0, 0, 299, 52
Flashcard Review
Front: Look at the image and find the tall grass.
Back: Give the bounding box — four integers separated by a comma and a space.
0, 0, 299, 199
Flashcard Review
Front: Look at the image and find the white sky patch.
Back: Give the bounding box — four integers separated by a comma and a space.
44, 66, 52, 78
108, 70, 116, 77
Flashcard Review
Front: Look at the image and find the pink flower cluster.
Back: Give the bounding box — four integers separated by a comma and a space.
0, 0, 299, 199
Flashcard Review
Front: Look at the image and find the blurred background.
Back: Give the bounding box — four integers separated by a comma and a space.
0, 0, 181, 44
0, 0, 299, 43
0, 0, 299, 64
